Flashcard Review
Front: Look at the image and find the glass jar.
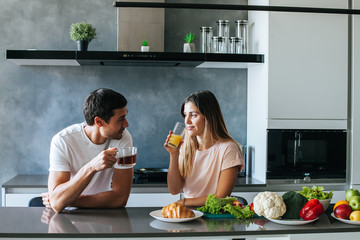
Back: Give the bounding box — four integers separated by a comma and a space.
235, 20, 248, 54
211, 36, 227, 53
200, 27, 213, 53
217, 20, 230, 53
230, 37, 243, 54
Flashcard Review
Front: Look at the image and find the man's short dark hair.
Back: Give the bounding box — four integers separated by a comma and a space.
83, 88, 127, 125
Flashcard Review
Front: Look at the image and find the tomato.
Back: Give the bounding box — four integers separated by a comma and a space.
232, 200, 242, 207
249, 203, 254, 211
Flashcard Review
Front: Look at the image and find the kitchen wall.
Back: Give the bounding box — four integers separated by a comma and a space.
0, 0, 248, 205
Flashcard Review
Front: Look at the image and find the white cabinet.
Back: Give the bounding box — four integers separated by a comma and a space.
2, 185, 179, 207
267, 0, 348, 123
2, 187, 47, 207
126, 193, 180, 207
247, 0, 349, 182
350, 0, 360, 186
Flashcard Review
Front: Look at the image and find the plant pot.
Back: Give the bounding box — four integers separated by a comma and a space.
183, 43, 195, 53
77, 40, 89, 51
141, 46, 150, 52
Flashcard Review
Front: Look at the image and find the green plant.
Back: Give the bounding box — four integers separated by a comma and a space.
142, 40, 148, 46
184, 32, 195, 43
70, 22, 97, 42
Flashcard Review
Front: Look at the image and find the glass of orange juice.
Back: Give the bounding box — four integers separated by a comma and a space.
167, 122, 185, 148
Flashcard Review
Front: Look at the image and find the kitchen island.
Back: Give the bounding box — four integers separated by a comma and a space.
0, 206, 359, 239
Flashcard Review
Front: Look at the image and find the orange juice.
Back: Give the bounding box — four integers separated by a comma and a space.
168, 134, 183, 148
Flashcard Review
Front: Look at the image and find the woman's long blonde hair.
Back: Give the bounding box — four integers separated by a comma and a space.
178, 90, 238, 178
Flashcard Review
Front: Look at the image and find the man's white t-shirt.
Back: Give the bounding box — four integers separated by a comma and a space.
49, 123, 132, 195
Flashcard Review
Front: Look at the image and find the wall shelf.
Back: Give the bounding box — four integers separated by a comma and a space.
6, 50, 264, 69
113, 1, 360, 15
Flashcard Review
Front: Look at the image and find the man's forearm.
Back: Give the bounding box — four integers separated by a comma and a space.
71, 190, 130, 208
49, 163, 96, 212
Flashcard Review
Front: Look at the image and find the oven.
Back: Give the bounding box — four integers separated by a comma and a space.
267, 129, 346, 180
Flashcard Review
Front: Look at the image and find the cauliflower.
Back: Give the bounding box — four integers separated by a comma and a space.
253, 191, 286, 219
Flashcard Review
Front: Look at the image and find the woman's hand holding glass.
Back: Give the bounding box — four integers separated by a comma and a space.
164, 130, 183, 154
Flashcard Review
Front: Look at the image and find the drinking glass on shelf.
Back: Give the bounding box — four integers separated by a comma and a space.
167, 122, 185, 148
114, 147, 137, 169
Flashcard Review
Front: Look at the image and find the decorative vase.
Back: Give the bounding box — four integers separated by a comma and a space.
141, 46, 150, 52
183, 43, 195, 53
77, 40, 89, 51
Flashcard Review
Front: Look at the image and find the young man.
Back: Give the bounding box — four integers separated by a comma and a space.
42, 88, 133, 212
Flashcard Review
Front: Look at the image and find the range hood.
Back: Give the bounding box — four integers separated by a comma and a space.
77, 51, 204, 67
6, 50, 264, 68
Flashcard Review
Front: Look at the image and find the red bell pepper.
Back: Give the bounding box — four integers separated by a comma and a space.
299, 199, 324, 220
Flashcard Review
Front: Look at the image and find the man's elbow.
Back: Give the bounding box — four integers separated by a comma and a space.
49, 197, 67, 213
51, 201, 66, 213
109, 194, 129, 208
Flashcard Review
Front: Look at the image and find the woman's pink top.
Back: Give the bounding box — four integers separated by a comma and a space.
182, 141, 244, 198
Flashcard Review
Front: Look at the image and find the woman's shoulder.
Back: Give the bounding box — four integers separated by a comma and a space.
216, 140, 240, 149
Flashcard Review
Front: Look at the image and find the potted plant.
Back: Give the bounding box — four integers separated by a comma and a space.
70, 22, 97, 51
183, 32, 195, 53
141, 40, 150, 52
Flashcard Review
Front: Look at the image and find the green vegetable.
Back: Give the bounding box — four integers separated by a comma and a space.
281, 191, 308, 219
223, 204, 254, 219
299, 186, 333, 200
197, 194, 254, 219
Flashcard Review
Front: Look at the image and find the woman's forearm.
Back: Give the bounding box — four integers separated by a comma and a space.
177, 195, 208, 207
167, 152, 184, 194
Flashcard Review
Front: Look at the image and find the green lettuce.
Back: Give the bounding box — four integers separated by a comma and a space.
197, 194, 254, 219
222, 204, 254, 219
299, 186, 333, 200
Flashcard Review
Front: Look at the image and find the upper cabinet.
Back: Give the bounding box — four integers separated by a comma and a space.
267, 0, 348, 123
249, 0, 348, 130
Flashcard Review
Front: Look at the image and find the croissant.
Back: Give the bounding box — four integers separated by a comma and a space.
161, 202, 195, 218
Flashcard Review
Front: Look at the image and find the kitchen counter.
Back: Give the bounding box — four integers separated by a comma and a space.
1, 174, 266, 193
1, 174, 266, 207
0, 206, 359, 239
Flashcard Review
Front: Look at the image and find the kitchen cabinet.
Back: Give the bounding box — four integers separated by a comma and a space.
126, 193, 179, 207
247, 0, 349, 182
2, 192, 180, 207
267, 0, 348, 124
1, 175, 179, 207
2, 175, 265, 207
250, 0, 348, 128
350, 0, 360, 187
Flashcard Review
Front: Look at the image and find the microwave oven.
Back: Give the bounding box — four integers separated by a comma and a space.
267, 129, 346, 180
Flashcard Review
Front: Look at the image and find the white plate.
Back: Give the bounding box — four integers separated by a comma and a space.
265, 217, 319, 225
150, 220, 203, 231
149, 210, 203, 223
331, 213, 360, 225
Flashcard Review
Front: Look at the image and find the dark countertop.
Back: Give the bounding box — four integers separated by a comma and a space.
2, 174, 266, 192
0, 207, 359, 238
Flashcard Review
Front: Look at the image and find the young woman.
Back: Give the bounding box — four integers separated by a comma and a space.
164, 90, 244, 207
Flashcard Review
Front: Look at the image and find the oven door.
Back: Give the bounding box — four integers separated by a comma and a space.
267, 129, 346, 180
